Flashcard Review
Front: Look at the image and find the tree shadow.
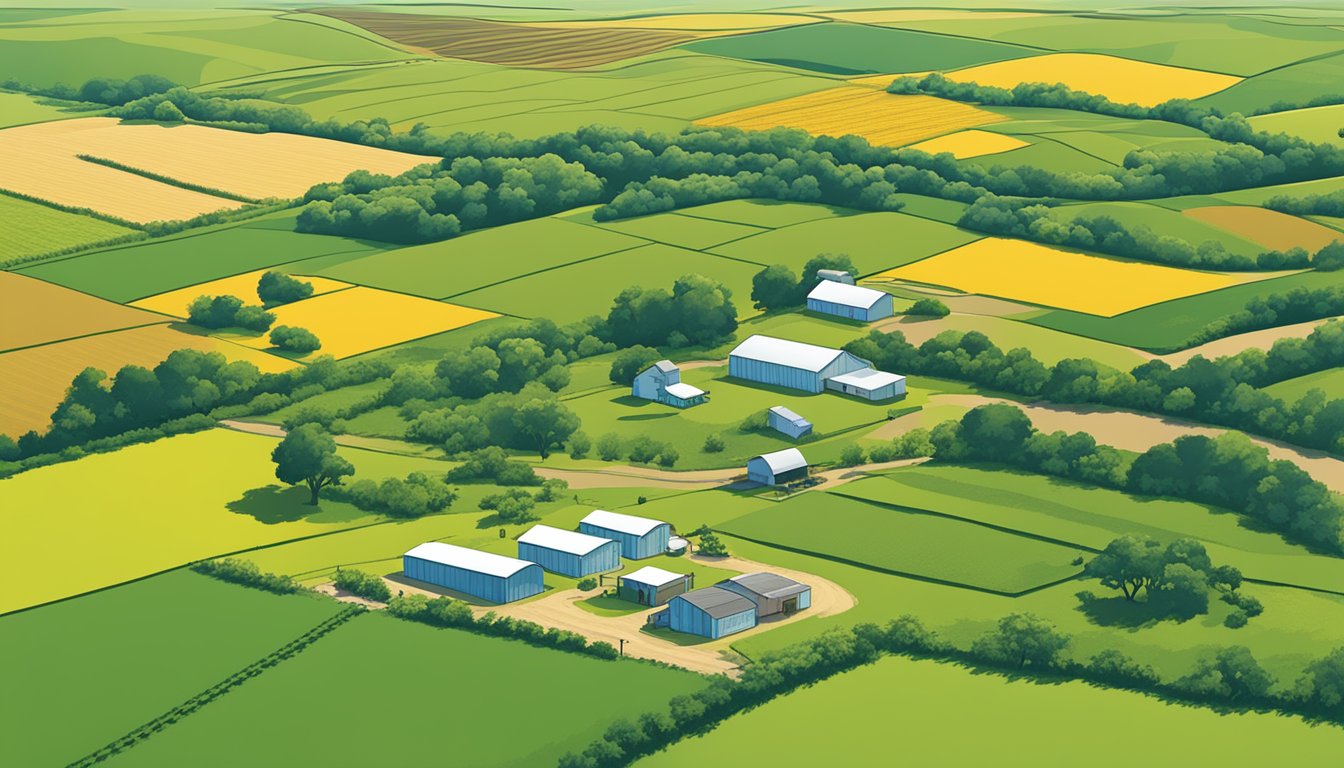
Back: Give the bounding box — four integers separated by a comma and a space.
226, 485, 365, 525
1075, 590, 1171, 629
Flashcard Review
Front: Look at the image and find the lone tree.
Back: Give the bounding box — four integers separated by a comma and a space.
971, 613, 1070, 670
269, 325, 322, 353
271, 423, 354, 504
512, 397, 580, 459
257, 271, 314, 306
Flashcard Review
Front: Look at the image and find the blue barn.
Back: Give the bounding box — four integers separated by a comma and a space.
664, 587, 757, 639
806, 280, 894, 322
767, 405, 813, 439
729, 335, 872, 393
402, 542, 543, 604
579, 509, 672, 560
517, 524, 621, 578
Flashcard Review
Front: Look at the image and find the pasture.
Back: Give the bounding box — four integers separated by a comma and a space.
0, 193, 136, 264
718, 491, 1085, 593
906, 129, 1029, 158
872, 238, 1274, 316
0, 90, 86, 129
0, 270, 165, 351
130, 269, 351, 318
697, 87, 1008, 147
1248, 103, 1344, 146
1264, 367, 1344, 404
946, 53, 1242, 107
882, 313, 1148, 371
0, 570, 342, 767
100, 612, 705, 768
637, 655, 1344, 767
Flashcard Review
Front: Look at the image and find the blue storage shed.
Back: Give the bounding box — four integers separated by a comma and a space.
579, 509, 672, 560
768, 405, 813, 439
717, 572, 811, 617
747, 448, 809, 486
825, 368, 907, 401
729, 335, 872, 393
403, 542, 543, 604
517, 525, 621, 578
666, 587, 757, 639
806, 280, 894, 322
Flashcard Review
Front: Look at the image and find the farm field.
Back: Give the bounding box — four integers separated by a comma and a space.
1264, 367, 1344, 404
1248, 103, 1344, 146
0, 270, 165, 351
0, 570, 342, 767
0, 90, 87, 128
637, 655, 1344, 767
945, 53, 1242, 107
882, 313, 1148, 370
1183, 206, 1344, 253
906, 128, 1029, 158
870, 238, 1272, 316
129, 269, 352, 317
0, 193, 137, 264
100, 612, 706, 768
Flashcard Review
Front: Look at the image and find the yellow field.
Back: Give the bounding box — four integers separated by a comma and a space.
0, 271, 168, 352
0, 325, 294, 437
869, 238, 1274, 316
130, 270, 352, 318
697, 87, 1006, 147
225, 287, 499, 358
907, 129, 1029, 158
946, 53, 1242, 108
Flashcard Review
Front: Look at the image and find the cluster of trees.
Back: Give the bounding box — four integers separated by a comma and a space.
479, 488, 540, 523
445, 446, 542, 485
5, 73, 178, 106
1084, 535, 1257, 624
697, 530, 729, 557
332, 568, 392, 602
269, 325, 321, 353
838, 428, 935, 467
905, 297, 949, 317
750, 253, 857, 310
387, 593, 619, 659
592, 432, 679, 467
406, 383, 581, 459
257, 271, 314, 306
1266, 189, 1344, 217
957, 197, 1315, 270
329, 471, 456, 518
604, 274, 737, 348
191, 558, 299, 594
1191, 283, 1344, 344
186, 294, 274, 332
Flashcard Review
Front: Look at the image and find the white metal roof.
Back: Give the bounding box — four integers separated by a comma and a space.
751, 447, 808, 474
769, 405, 810, 425
518, 525, 614, 556
621, 566, 688, 588
807, 280, 887, 309
648, 360, 678, 374
817, 269, 854, 283
664, 382, 705, 399
729, 334, 846, 373
580, 509, 668, 537
827, 368, 906, 390
404, 542, 536, 578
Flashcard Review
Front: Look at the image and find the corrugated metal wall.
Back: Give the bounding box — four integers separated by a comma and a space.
518, 539, 621, 578
403, 555, 543, 603
667, 596, 757, 638
580, 522, 671, 559
747, 457, 776, 485
729, 355, 824, 392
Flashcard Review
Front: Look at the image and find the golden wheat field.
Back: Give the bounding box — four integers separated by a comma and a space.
1184, 206, 1344, 253
907, 129, 1029, 158
869, 238, 1281, 316
224, 287, 500, 359
946, 53, 1242, 107
130, 270, 353, 318
697, 87, 1007, 147
0, 271, 168, 351
0, 325, 294, 436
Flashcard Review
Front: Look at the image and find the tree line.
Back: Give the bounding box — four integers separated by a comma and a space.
387, 593, 620, 660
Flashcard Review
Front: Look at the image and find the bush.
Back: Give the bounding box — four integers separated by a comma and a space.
698, 531, 729, 557
838, 444, 866, 467
269, 325, 322, 353
480, 488, 538, 523
609, 345, 663, 385
186, 294, 275, 331
1224, 610, 1249, 629
906, 297, 950, 317
333, 568, 392, 602
257, 271, 314, 306
329, 472, 455, 518
656, 446, 679, 468
577, 577, 598, 591
192, 558, 299, 594
596, 432, 623, 461
568, 431, 591, 459
739, 409, 769, 432
445, 446, 541, 485
534, 477, 569, 502
702, 434, 725, 453
387, 594, 617, 659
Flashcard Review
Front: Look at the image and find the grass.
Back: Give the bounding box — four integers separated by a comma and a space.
1264, 367, 1344, 404
881, 313, 1149, 371
947, 53, 1242, 108
1053, 201, 1266, 259
1202, 50, 1344, 114
0, 90, 91, 129
578, 210, 767, 250
636, 655, 1344, 766
718, 491, 1086, 593
0, 570, 342, 768
1248, 103, 1344, 146
675, 199, 851, 229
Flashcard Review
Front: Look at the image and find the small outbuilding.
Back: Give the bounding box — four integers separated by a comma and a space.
729, 335, 872, 393
632, 360, 706, 409
718, 572, 812, 617
747, 448, 809, 486
517, 525, 621, 578
767, 405, 813, 440
664, 587, 757, 639
816, 269, 855, 285
619, 566, 694, 606
825, 367, 906, 401
579, 509, 672, 559
806, 280, 894, 322
403, 542, 543, 604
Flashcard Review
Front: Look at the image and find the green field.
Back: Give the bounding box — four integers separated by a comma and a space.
1264, 367, 1344, 404
0, 193, 138, 263
638, 655, 1344, 767
963, 136, 1115, 175
884, 313, 1149, 370
0, 570, 342, 767
1249, 103, 1344, 146
1052, 201, 1267, 258
101, 612, 705, 767
0, 90, 91, 128
719, 491, 1085, 593
1202, 50, 1344, 114
983, 111, 1231, 167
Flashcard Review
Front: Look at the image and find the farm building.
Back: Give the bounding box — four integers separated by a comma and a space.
579, 509, 672, 560
402, 542, 543, 604
718, 572, 812, 617
817, 269, 855, 285
632, 359, 706, 409
517, 525, 621, 578
825, 368, 906, 401
768, 405, 813, 439
806, 280, 894, 322
747, 448, 809, 485
619, 566, 694, 606
728, 335, 872, 393
662, 587, 758, 639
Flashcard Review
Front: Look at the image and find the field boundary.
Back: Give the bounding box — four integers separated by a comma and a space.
76, 154, 264, 204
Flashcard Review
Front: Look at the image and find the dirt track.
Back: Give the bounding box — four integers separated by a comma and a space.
535, 465, 741, 490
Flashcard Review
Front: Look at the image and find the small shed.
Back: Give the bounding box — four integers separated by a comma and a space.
402, 542, 543, 604
747, 448, 809, 486
767, 405, 813, 440
825, 368, 906, 401
579, 509, 672, 560
632, 360, 706, 408
806, 280, 894, 322
817, 269, 855, 285
619, 566, 694, 606
665, 587, 757, 639
517, 525, 621, 578
718, 572, 812, 617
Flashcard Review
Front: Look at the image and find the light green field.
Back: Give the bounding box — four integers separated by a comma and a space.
0, 90, 91, 128
0, 570, 341, 767
676, 199, 852, 229
885, 313, 1149, 370
1202, 50, 1344, 114
1249, 104, 1344, 146
720, 491, 1085, 593
1052, 201, 1268, 258
962, 136, 1116, 174
1263, 367, 1344, 404
638, 655, 1344, 767
985, 111, 1231, 166
575, 209, 767, 250
0, 193, 138, 264
102, 612, 705, 768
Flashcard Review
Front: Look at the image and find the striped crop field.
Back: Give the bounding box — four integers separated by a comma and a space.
696, 87, 1006, 147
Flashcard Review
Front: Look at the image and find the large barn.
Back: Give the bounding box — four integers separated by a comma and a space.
402, 542, 544, 604
718, 572, 812, 617
747, 448, 809, 486
728, 334, 872, 393
663, 587, 757, 639
806, 280, 894, 322
517, 525, 621, 578
619, 566, 694, 606
579, 509, 672, 559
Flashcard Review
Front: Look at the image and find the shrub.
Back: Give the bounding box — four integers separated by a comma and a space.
596, 432, 623, 461
702, 434, 725, 453
838, 444, 866, 467
329, 472, 456, 518
445, 446, 541, 485
480, 488, 538, 523
333, 568, 392, 602
269, 325, 322, 353
568, 431, 591, 459
906, 297, 950, 317
656, 446, 679, 468
534, 477, 570, 502
698, 531, 729, 557
257, 271, 314, 306
1225, 610, 1249, 629
192, 558, 299, 594
577, 577, 598, 591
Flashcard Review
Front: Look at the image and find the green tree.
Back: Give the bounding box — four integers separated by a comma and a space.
796, 253, 857, 302
958, 403, 1034, 462
512, 397, 580, 459
152, 99, 185, 122
1083, 534, 1164, 601
435, 347, 501, 398
750, 264, 800, 310
698, 530, 729, 557
269, 325, 321, 353
271, 423, 354, 504
1152, 562, 1210, 616
256, 271, 314, 306
1177, 646, 1274, 701
1295, 646, 1344, 714
609, 345, 663, 385
971, 613, 1070, 669
596, 432, 623, 461
568, 430, 591, 459
905, 297, 950, 317
838, 444, 866, 467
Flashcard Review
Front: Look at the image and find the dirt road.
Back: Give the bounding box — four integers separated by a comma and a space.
535, 464, 741, 490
